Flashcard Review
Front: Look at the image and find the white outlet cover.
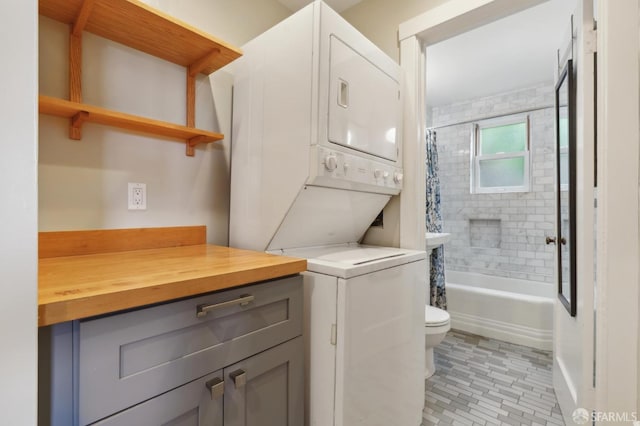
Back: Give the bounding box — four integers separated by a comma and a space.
128, 182, 147, 210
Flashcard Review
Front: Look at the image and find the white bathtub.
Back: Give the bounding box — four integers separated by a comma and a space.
446, 271, 554, 350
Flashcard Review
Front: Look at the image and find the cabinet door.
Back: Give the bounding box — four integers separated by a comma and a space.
93, 371, 224, 426
224, 337, 303, 426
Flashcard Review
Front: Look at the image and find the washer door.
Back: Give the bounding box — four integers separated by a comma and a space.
328, 35, 400, 162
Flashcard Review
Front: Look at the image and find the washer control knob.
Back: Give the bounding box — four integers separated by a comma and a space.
374, 169, 382, 179
383, 171, 389, 180
324, 155, 338, 171
343, 163, 350, 173
393, 172, 403, 184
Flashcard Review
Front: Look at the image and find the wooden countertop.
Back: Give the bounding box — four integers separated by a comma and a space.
38, 227, 306, 326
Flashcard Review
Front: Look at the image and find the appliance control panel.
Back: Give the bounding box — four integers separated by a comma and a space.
310, 147, 402, 195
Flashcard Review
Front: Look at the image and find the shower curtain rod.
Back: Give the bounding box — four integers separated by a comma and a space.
426, 104, 554, 130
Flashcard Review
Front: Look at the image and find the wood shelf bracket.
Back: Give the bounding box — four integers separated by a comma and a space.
69, 0, 94, 139
187, 135, 210, 157
72, 0, 95, 36
185, 49, 220, 156
186, 73, 195, 128
69, 34, 82, 103
188, 49, 221, 77
70, 111, 89, 140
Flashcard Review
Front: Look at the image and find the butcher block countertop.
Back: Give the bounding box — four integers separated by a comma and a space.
38, 226, 306, 327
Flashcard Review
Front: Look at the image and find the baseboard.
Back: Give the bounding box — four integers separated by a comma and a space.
450, 311, 553, 351
553, 357, 579, 425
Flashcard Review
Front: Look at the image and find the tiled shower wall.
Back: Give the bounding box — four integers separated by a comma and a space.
432, 84, 556, 283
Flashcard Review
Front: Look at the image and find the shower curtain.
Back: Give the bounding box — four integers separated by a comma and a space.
426, 129, 447, 309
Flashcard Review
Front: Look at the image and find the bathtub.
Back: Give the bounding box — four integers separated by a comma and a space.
446, 271, 554, 350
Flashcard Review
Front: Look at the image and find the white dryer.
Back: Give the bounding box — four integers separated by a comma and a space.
229, 0, 403, 253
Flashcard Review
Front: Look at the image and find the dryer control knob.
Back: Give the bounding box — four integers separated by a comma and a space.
393, 172, 403, 184
374, 169, 382, 179
324, 155, 338, 171
383, 171, 390, 180
343, 163, 350, 173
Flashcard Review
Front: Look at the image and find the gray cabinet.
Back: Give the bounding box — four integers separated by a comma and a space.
225, 337, 303, 426
39, 276, 304, 426
92, 337, 303, 426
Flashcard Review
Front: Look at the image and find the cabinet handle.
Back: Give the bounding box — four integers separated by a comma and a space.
229, 369, 247, 389
205, 377, 224, 400
545, 236, 556, 245
196, 294, 255, 318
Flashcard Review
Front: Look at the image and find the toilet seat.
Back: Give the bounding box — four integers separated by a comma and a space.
425, 305, 450, 327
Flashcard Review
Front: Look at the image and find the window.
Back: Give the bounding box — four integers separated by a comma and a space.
471, 114, 530, 193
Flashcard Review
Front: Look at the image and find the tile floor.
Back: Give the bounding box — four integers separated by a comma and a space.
423, 330, 565, 426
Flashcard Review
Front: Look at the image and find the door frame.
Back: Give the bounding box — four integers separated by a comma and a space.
593, 0, 640, 417
397, 0, 640, 418
397, 0, 547, 252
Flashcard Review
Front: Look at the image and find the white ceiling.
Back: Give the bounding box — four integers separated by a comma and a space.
276, 0, 576, 107
426, 0, 577, 108
276, 0, 363, 13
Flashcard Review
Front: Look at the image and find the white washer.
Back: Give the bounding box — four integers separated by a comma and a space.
275, 244, 427, 426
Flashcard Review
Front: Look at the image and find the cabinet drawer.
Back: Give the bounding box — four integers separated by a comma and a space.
78, 275, 302, 425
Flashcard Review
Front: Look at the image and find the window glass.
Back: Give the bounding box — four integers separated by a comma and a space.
480, 122, 527, 154
558, 117, 569, 148
478, 157, 526, 187
559, 151, 569, 186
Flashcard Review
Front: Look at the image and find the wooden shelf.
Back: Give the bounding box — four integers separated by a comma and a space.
39, 0, 242, 155
38, 227, 307, 326
40, 95, 223, 150
39, 0, 242, 75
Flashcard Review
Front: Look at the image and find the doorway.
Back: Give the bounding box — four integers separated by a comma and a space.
421, 2, 578, 424
397, 0, 640, 423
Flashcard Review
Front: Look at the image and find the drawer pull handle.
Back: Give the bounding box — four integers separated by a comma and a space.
205, 377, 224, 400
196, 294, 255, 318
229, 369, 247, 389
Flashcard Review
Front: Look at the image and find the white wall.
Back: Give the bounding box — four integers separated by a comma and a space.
341, 0, 447, 248
341, 0, 449, 61
433, 84, 556, 284
0, 0, 38, 424
38, 0, 292, 244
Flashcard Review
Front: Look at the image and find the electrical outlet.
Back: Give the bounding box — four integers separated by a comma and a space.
128, 182, 147, 210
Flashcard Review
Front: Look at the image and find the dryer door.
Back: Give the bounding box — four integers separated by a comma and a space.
328, 35, 400, 162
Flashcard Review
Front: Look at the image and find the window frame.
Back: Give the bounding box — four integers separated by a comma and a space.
470, 113, 531, 194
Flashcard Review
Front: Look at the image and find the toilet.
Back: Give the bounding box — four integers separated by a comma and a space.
425, 305, 451, 379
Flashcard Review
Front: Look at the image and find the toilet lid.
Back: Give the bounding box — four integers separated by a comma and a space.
425, 305, 450, 326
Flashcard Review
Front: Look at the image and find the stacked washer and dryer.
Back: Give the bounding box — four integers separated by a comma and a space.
229, 2, 427, 425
